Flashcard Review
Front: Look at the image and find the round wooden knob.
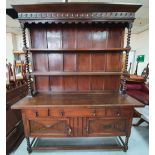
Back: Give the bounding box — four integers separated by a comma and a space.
92, 110, 96, 116
117, 112, 120, 116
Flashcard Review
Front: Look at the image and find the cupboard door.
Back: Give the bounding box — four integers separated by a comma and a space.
86, 118, 126, 136
29, 118, 71, 137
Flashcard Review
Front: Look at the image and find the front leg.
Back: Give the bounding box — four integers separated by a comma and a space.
124, 136, 129, 152
26, 137, 32, 154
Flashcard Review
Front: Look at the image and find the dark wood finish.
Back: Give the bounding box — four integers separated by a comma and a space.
28, 48, 131, 52
12, 93, 143, 109
11, 2, 142, 153
13, 3, 141, 13
30, 72, 123, 76
6, 83, 28, 154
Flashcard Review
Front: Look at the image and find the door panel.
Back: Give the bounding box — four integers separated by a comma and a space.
29, 118, 70, 137
86, 118, 126, 136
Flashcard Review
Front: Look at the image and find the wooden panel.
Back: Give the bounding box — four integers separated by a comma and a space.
49, 108, 96, 117
33, 53, 48, 71
92, 25, 107, 48
106, 52, 122, 72
77, 54, 91, 71
30, 27, 47, 48
48, 53, 63, 71
77, 117, 83, 137
104, 76, 120, 90
50, 108, 104, 118
47, 25, 62, 49
107, 27, 124, 48
12, 94, 144, 109
62, 24, 76, 49
78, 76, 90, 91
64, 54, 76, 72
87, 118, 126, 136
91, 76, 104, 90
106, 108, 133, 118
50, 76, 63, 91
29, 118, 70, 137
77, 24, 92, 49
92, 53, 106, 71
6, 109, 18, 135
25, 109, 48, 118
35, 76, 49, 91
63, 76, 77, 91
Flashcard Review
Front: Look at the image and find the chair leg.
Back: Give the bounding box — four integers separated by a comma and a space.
133, 118, 145, 126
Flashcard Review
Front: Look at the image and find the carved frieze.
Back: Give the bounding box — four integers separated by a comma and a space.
18, 12, 135, 24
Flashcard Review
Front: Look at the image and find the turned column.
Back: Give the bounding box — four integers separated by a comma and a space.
21, 23, 33, 96
122, 22, 132, 94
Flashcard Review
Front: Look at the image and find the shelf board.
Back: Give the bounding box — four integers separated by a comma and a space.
30, 72, 123, 76
27, 48, 130, 52
13, 52, 30, 54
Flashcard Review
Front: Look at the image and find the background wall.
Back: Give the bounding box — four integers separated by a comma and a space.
127, 29, 149, 75
6, 33, 23, 64
6, 33, 14, 64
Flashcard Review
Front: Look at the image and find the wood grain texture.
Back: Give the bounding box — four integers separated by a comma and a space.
77, 54, 91, 72
11, 2, 143, 152
48, 53, 63, 71
30, 26, 47, 49
35, 76, 49, 91
47, 25, 62, 49
12, 93, 144, 109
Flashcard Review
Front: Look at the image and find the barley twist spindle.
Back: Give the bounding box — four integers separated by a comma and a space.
21, 23, 33, 96
122, 22, 132, 94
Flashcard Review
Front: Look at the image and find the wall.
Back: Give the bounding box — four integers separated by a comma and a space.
6, 33, 14, 64
125, 29, 149, 75
6, 33, 23, 64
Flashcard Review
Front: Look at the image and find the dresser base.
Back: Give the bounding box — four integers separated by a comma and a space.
26, 136, 129, 153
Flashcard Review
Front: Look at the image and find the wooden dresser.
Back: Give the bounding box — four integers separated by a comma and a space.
11, 3, 143, 153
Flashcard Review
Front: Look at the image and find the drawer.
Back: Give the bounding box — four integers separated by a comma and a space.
106, 108, 133, 117
25, 109, 49, 118
49, 108, 105, 117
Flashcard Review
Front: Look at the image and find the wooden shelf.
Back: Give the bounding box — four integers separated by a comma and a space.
28, 48, 131, 52
30, 71, 123, 76
13, 50, 30, 54
16, 63, 31, 67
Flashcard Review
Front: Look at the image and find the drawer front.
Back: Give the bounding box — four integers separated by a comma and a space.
29, 118, 71, 137
50, 108, 105, 117
86, 118, 127, 136
25, 109, 49, 118
25, 108, 105, 118
24, 108, 132, 119
106, 108, 133, 118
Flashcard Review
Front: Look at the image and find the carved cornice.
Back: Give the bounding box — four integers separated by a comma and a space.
18, 12, 135, 24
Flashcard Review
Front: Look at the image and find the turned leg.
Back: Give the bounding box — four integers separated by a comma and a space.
26, 137, 32, 154
123, 136, 129, 152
